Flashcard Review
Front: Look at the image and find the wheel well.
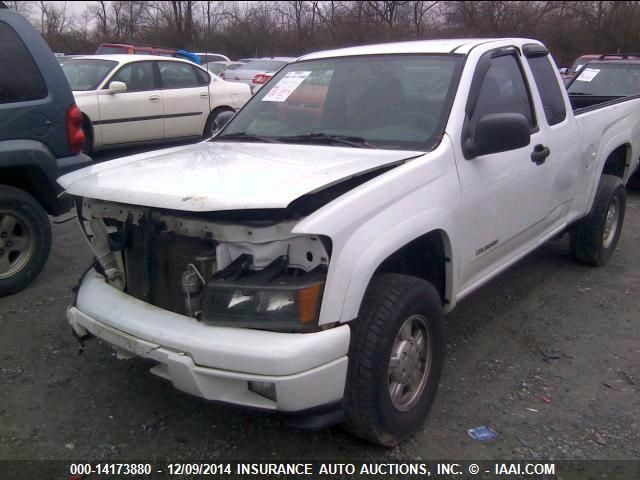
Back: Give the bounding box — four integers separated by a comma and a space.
602, 144, 630, 179
209, 106, 234, 121
204, 106, 234, 135
0, 166, 55, 214
374, 230, 450, 305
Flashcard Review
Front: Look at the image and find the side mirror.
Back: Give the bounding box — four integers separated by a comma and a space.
108, 81, 127, 94
464, 113, 530, 158
214, 110, 234, 131
559, 67, 568, 75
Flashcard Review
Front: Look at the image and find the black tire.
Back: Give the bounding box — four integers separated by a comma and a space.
344, 273, 446, 446
571, 174, 626, 266
0, 186, 52, 296
203, 108, 234, 139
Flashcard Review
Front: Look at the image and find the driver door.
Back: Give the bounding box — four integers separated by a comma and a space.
455, 50, 553, 292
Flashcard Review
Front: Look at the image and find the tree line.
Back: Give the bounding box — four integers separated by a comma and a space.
5, 1, 640, 66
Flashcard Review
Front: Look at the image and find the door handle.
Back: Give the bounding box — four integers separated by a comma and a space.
531, 144, 550, 165
148, 95, 160, 102
199, 92, 209, 98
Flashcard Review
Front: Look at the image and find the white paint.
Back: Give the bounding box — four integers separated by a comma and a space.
73, 271, 350, 377
58, 142, 421, 211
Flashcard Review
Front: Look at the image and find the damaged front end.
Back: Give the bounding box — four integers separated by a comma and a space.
76, 198, 332, 333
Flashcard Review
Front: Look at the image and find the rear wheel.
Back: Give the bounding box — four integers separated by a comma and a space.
571, 174, 626, 266
203, 108, 234, 139
344, 273, 445, 446
0, 186, 52, 296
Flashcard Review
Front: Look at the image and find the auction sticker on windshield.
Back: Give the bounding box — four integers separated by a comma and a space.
576, 68, 600, 82
262, 71, 311, 102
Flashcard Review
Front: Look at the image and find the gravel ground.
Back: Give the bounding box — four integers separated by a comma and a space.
0, 186, 638, 463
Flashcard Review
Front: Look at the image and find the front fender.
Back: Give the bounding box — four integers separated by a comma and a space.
294, 136, 461, 325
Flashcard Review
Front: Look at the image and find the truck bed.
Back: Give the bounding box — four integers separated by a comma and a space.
570, 93, 640, 114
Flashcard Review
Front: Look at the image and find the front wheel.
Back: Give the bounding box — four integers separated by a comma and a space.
571, 174, 626, 266
0, 186, 52, 296
344, 273, 445, 446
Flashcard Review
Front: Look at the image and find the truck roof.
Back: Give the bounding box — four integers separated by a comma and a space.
299, 38, 542, 61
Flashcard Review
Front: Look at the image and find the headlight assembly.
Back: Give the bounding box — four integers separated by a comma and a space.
200, 254, 327, 332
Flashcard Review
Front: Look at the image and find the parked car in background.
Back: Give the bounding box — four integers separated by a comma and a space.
224, 57, 296, 92
566, 59, 640, 100
0, 9, 91, 296
96, 42, 176, 57
563, 53, 640, 83
204, 61, 246, 77
57, 54, 80, 65
218, 62, 246, 79
60, 55, 251, 151
196, 53, 231, 64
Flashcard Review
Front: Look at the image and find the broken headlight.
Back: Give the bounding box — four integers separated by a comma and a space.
200, 254, 326, 332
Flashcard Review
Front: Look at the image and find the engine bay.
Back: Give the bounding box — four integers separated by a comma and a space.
77, 198, 331, 332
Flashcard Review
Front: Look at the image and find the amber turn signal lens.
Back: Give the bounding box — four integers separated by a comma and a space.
297, 283, 323, 324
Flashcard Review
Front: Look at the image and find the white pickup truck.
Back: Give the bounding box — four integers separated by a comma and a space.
58, 38, 640, 446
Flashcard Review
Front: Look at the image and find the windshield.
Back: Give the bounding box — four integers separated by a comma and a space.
62, 59, 117, 91
569, 57, 591, 75
216, 54, 463, 151
242, 60, 289, 71
568, 63, 640, 97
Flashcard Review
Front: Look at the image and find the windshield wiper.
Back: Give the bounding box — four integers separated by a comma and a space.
216, 132, 282, 143
568, 92, 593, 96
278, 133, 374, 148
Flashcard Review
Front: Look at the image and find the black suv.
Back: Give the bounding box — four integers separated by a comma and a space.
0, 8, 91, 296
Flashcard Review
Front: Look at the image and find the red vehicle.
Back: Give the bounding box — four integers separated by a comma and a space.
95, 43, 176, 57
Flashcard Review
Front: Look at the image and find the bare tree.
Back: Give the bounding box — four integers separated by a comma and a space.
3, 1, 30, 14
412, 1, 439, 38
36, 1, 70, 37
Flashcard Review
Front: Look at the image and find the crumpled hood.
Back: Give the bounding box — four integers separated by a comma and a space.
58, 141, 422, 212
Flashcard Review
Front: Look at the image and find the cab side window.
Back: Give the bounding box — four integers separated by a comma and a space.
109, 62, 155, 91
527, 56, 567, 125
473, 54, 536, 129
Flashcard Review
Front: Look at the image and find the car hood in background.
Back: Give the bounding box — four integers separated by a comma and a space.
58, 142, 422, 212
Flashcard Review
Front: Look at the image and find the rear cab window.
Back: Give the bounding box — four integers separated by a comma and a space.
0, 21, 47, 104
